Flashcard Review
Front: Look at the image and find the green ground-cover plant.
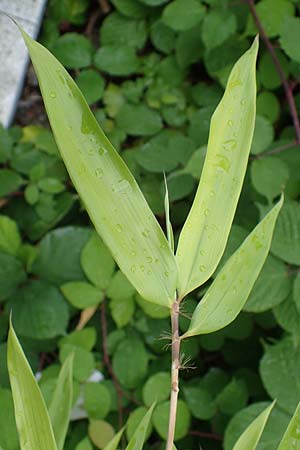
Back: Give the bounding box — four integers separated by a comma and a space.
2, 1, 300, 449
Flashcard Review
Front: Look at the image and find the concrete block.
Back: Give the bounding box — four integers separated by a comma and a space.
0, 0, 47, 128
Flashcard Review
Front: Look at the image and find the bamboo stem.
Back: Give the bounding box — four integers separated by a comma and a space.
166, 297, 181, 450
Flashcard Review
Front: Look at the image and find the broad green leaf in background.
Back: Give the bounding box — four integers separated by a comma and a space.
7, 321, 57, 450
49, 354, 73, 450
260, 337, 300, 415
277, 402, 300, 450
280, 16, 300, 63
0, 215, 21, 256
125, 403, 155, 450
183, 196, 283, 337
19, 28, 177, 308
176, 37, 258, 298
232, 402, 275, 450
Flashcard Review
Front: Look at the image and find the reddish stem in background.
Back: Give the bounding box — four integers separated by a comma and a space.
189, 430, 223, 442
245, 0, 300, 143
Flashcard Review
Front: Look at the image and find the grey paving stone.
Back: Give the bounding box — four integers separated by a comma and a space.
0, 0, 46, 128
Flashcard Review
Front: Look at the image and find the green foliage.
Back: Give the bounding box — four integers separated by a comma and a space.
2, 0, 300, 449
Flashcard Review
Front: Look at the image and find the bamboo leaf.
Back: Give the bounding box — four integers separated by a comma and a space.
49, 354, 74, 450
18, 27, 177, 308
7, 320, 57, 450
176, 37, 258, 298
103, 427, 125, 450
183, 195, 283, 338
277, 402, 300, 450
232, 402, 275, 450
164, 174, 174, 252
125, 403, 155, 450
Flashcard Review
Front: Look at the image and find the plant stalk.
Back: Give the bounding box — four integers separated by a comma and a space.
166, 297, 181, 450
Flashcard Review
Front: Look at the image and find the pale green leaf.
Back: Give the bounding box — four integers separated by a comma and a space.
19, 27, 177, 308
49, 354, 73, 450
125, 403, 155, 450
232, 402, 275, 450
176, 37, 258, 298
103, 427, 125, 450
183, 196, 283, 337
164, 174, 174, 252
7, 320, 57, 450
277, 402, 300, 450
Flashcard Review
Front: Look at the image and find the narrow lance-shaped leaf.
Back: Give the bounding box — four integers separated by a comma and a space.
277, 402, 300, 450
18, 27, 177, 308
164, 174, 174, 253
183, 195, 283, 338
103, 427, 125, 450
125, 403, 155, 450
176, 37, 258, 298
7, 320, 57, 450
233, 402, 275, 450
49, 354, 74, 450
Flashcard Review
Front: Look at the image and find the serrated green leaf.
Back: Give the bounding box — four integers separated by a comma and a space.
183, 196, 283, 337
125, 403, 155, 450
176, 37, 258, 298
278, 402, 300, 450
49, 354, 73, 450
232, 402, 275, 450
19, 27, 177, 308
7, 321, 58, 450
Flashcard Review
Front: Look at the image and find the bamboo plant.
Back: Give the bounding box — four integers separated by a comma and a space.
4, 20, 299, 450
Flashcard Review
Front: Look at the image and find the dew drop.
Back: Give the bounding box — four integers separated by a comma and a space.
222, 139, 237, 151
50, 92, 56, 99
240, 99, 246, 106
199, 265, 206, 272
209, 190, 215, 197
147, 270, 152, 275
140, 265, 145, 272
164, 271, 169, 277
116, 224, 123, 233
146, 256, 153, 263
131, 251, 136, 256
227, 120, 233, 127
99, 147, 107, 156
160, 243, 165, 249
142, 229, 150, 238
130, 265, 136, 273
95, 168, 103, 178
204, 209, 210, 217
67, 126, 72, 131
233, 287, 238, 294
200, 250, 205, 256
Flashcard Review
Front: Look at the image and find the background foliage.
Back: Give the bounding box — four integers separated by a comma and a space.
1, 0, 300, 449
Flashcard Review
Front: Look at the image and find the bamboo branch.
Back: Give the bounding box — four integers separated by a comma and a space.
166, 297, 181, 450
